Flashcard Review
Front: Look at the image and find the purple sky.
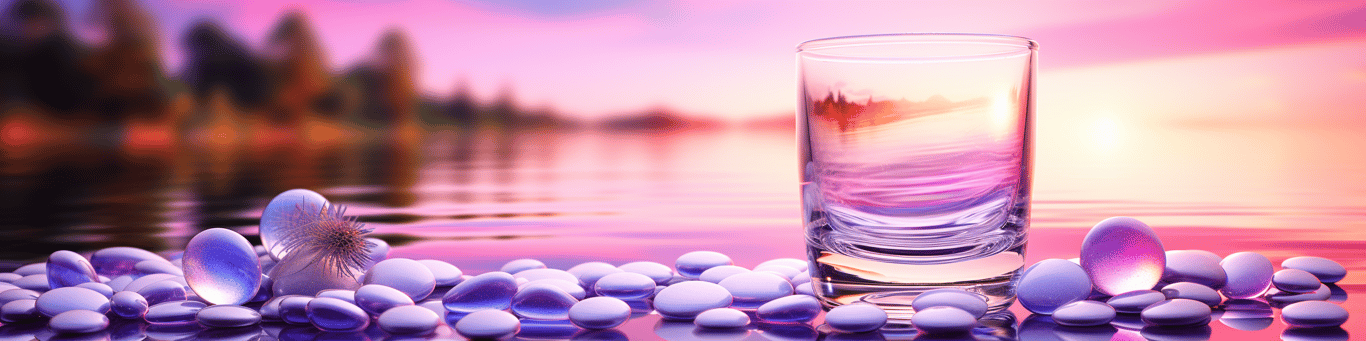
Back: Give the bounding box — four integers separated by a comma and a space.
51, 0, 1366, 120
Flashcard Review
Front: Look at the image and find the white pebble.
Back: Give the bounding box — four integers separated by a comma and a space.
364, 258, 436, 301
1271, 269, 1322, 293
698, 265, 750, 284
718, 272, 792, 309
594, 272, 655, 300
568, 296, 631, 329
455, 309, 520, 339
824, 303, 887, 333
1160, 282, 1222, 307
1051, 300, 1115, 327
1280, 300, 1349, 328
675, 251, 733, 279
1140, 299, 1211, 326
378, 305, 440, 335
755, 295, 821, 323
1281, 256, 1346, 283
911, 288, 988, 318
694, 308, 749, 329
618, 261, 674, 285
48, 309, 109, 334
652, 281, 732, 320
566, 262, 622, 289
1106, 290, 1165, 314
501, 259, 546, 274
910, 306, 977, 334
417, 259, 463, 287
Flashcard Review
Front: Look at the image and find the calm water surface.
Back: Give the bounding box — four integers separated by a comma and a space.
0, 122, 1361, 340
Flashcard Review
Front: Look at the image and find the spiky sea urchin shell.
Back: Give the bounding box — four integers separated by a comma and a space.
275, 203, 375, 278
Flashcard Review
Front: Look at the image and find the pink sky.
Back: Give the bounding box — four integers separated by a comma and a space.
59, 0, 1366, 120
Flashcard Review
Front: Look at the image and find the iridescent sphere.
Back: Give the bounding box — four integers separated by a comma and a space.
46, 250, 98, 289
1080, 217, 1166, 296
1219, 252, 1273, 299
183, 228, 261, 305
260, 189, 329, 261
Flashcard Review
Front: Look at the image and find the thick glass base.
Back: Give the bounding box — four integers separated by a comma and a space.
808, 248, 1022, 320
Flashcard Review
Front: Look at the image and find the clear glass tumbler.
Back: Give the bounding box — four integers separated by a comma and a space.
798, 34, 1036, 317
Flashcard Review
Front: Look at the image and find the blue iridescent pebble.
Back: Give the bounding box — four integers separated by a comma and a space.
1080, 217, 1166, 296
1272, 269, 1322, 293
652, 281, 732, 320
618, 261, 674, 285
49, 310, 109, 334
1280, 300, 1348, 328
694, 308, 749, 329
417, 259, 462, 287
136, 280, 187, 305
47, 250, 99, 289
364, 258, 435, 301
260, 294, 305, 321
675, 251, 733, 279
442, 272, 517, 313
1017, 259, 1092, 315
1281, 256, 1347, 283
259, 189, 329, 260
824, 303, 887, 333
910, 288, 989, 318
567, 262, 622, 290
278, 296, 313, 324
528, 279, 586, 300
354, 284, 413, 316
1051, 300, 1115, 327
183, 228, 261, 305
568, 296, 631, 329
35, 287, 110, 317
196, 304, 261, 328
90, 247, 165, 277
594, 272, 656, 300
1140, 299, 1211, 326
74, 282, 112, 298
1107, 290, 1166, 314
144, 300, 206, 324
755, 295, 821, 323
1219, 251, 1273, 299
501, 259, 546, 274
699, 265, 750, 284
718, 272, 793, 309
1162, 250, 1227, 289
0, 299, 39, 323
910, 306, 977, 334
378, 305, 440, 335
306, 297, 369, 331
111, 291, 148, 319
512, 281, 578, 320
1160, 282, 1222, 307
13, 274, 49, 291
455, 309, 520, 339
134, 260, 182, 276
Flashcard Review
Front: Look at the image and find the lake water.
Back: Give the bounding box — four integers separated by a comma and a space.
0, 121, 1361, 340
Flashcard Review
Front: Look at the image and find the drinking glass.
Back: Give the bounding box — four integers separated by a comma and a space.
798, 33, 1036, 317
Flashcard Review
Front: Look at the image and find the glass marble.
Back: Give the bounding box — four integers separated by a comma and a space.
0, 299, 39, 323
442, 272, 518, 313
260, 188, 329, 261
74, 282, 112, 298
1016, 259, 1092, 315
1139, 299, 1211, 326
699, 265, 750, 284
13, 263, 46, 276
694, 308, 750, 329
454, 309, 520, 339
653, 281, 732, 320
0, 289, 40, 306
1051, 300, 1116, 327
49, 310, 110, 334
1162, 250, 1227, 289
364, 258, 436, 301
35, 287, 110, 317
718, 272, 793, 309
417, 259, 462, 287
144, 300, 206, 324
511, 281, 578, 320
593, 272, 656, 300
1219, 251, 1273, 299
354, 284, 414, 316
824, 303, 888, 333
501, 259, 546, 274
1280, 256, 1347, 283
1106, 290, 1166, 314
278, 296, 314, 325
1159, 282, 1222, 307
1272, 269, 1322, 293
617, 261, 674, 285
306, 297, 369, 331
1080, 217, 1166, 296
910, 288, 989, 318
183, 228, 261, 305
377, 305, 440, 335
134, 260, 183, 276
514, 268, 579, 284
90, 247, 165, 277
910, 306, 977, 334
12, 274, 49, 291
110, 291, 148, 319
196, 304, 261, 328
122, 273, 177, 293
675, 251, 733, 279
136, 279, 187, 305
567, 261, 622, 290
567, 296, 631, 329
47, 250, 99, 289
528, 279, 585, 300
1280, 300, 1348, 328
756, 295, 821, 323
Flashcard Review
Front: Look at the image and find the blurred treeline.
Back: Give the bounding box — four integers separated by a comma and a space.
0, 0, 566, 148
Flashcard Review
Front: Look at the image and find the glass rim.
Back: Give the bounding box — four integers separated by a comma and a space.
797, 33, 1036, 62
